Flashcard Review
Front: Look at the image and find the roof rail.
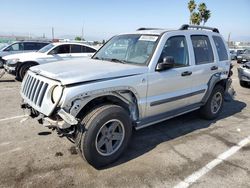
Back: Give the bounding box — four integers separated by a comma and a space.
179, 24, 219, 33
137, 27, 163, 31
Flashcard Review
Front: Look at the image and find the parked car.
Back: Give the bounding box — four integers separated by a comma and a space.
238, 61, 250, 87
3, 42, 97, 80
229, 49, 237, 60
0, 41, 50, 68
20, 25, 232, 168
237, 49, 250, 64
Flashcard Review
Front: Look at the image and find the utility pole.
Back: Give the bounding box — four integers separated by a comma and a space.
81, 23, 84, 41
52, 27, 54, 40
228, 32, 231, 46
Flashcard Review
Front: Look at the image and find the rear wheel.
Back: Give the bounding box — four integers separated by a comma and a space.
200, 85, 224, 120
76, 104, 132, 168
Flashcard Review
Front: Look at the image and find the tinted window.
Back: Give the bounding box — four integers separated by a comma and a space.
158, 36, 189, 67
191, 35, 214, 64
84, 46, 96, 53
53, 45, 70, 54
37, 43, 49, 49
212, 36, 228, 61
70, 45, 82, 53
24, 42, 37, 50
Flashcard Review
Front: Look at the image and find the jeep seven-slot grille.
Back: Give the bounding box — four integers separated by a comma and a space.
22, 74, 48, 107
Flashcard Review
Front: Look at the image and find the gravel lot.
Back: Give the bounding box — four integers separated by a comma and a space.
0, 61, 249, 188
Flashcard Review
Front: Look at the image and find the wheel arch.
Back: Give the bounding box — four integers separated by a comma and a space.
201, 74, 228, 104
74, 90, 140, 123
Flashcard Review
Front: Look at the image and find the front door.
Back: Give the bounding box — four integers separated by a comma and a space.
146, 35, 195, 118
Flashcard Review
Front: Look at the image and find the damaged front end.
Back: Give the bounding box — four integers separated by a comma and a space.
21, 102, 80, 141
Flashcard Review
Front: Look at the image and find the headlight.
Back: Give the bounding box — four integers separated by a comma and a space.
7, 58, 19, 66
51, 85, 63, 103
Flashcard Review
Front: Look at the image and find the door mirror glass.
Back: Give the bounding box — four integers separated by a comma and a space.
156, 56, 175, 71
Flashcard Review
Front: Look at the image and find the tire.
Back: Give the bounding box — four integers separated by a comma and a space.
200, 85, 224, 120
76, 104, 132, 168
17, 62, 36, 81
240, 80, 247, 87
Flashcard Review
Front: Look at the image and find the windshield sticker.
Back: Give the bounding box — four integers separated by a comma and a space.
139, 35, 158, 42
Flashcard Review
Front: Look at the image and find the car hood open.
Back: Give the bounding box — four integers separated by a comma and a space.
30, 58, 148, 85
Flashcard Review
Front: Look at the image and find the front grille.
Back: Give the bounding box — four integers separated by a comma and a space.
22, 74, 49, 107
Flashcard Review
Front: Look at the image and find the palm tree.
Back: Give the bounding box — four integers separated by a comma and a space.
198, 3, 211, 25
191, 12, 202, 25
203, 10, 211, 25
188, 0, 197, 24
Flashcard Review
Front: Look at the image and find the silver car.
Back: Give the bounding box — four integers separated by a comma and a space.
238, 62, 250, 87
0, 41, 50, 68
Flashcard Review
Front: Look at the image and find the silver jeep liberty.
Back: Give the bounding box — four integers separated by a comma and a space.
20, 25, 232, 168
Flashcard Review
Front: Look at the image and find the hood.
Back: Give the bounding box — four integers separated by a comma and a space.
3, 52, 42, 61
30, 58, 147, 85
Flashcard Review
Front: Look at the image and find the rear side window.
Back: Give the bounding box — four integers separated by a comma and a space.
191, 35, 214, 64
70, 44, 82, 53
212, 36, 228, 61
24, 42, 37, 50
83, 46, 96, 53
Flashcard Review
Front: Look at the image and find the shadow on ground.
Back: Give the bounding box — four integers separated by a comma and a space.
104, 99, 246, 169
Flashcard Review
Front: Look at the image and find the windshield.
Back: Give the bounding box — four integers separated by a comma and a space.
93, 34, 159, 65
38, 43, 54, 53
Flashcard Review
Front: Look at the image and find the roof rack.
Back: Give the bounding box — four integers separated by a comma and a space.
179, 24, 219, 33
137, 27, 163, 31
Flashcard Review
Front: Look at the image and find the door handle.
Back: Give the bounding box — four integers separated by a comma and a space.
181, 71, 192, 76
211, 66, 218, 70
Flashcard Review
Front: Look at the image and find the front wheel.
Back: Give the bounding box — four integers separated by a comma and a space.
200, 85, 224, 120
240, 80, 248, 87
76, 104, 132, 168
17, 62, 36, 81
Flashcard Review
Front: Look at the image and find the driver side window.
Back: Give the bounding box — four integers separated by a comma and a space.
158, 36, 189, 67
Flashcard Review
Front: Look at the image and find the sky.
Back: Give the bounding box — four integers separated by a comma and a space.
0, 0, 250, 41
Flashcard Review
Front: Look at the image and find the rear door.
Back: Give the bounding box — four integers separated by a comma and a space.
188, 35, 219, 104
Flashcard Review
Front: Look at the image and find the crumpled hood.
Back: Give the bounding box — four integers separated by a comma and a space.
3, 52, 41, 61
30, 58, 147, 85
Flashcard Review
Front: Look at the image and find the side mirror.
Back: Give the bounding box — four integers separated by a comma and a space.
156, 56, 175, 71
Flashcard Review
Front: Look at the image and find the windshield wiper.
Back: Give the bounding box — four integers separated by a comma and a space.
110, 58, 126, 64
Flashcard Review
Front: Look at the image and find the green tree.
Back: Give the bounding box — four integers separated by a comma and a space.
75, 36, 85, 41
188, 1, 211, 26
203, 10, 211, 25
188, 0, 197, 24
198, 3, 211, 25
191, 12, 202, 25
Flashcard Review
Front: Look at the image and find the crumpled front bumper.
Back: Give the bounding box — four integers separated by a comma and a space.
21, 103, 79, 129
